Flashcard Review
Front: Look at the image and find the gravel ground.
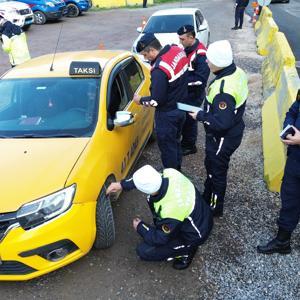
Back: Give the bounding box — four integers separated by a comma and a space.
0, 1, 299, 299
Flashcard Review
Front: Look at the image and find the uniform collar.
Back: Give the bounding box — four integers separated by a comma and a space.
149, 177, 169, 203
214, 62, 237, 79
185, 39, 199, 55
151, 45, 171, 66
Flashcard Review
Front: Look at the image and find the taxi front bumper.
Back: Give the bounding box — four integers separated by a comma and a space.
0, 201, 96, 281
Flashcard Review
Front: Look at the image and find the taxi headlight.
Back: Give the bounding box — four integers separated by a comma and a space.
17, 185, 76, 230
46, 2, 55, 7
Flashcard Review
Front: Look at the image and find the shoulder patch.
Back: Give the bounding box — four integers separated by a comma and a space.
219, 101, 227, 110
162, 224, 171, 234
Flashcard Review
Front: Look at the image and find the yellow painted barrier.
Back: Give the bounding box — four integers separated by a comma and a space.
257, 17, 278, 56
255, 6, 273, 34
92, 0, 153, 8
262, 32, 296, 96
262, 66, 300, 192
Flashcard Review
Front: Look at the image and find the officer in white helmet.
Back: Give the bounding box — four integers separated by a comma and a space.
189, 40, 248, 217
106, 165, 213, 270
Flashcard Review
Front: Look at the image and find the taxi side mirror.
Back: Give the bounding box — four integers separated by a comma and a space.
113, 111, 134, 128
137, 27, 143, 33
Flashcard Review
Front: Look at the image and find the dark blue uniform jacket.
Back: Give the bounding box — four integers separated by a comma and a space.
284, 99, 300, 160
196, 63, 246, 138
121, 176, 213, 247
184, 39, 210, 105
0, 21, 22, 38
140, 45, 188, 112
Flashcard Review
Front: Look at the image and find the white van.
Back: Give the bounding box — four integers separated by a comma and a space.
0, 0, 34, 30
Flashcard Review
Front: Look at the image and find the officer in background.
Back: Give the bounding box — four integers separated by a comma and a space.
106, 165, 213, 270
177, 25, 210, 156
0, 14, 30, 67
232, 0, 250, 30
258, 93, 300, 255
133, 33, 187, 171
189, 40, 248, 217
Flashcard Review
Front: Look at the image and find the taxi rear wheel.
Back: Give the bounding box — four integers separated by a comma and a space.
93, 188, 115, 249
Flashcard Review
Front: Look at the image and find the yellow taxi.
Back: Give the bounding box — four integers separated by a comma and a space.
0, 50, 154, 280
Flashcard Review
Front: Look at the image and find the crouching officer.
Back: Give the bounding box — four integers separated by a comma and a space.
106, 165, 213, 270
258, 92, 300, 254
0, 13, 30, 67
177, 25, 210, 156
133, 33, 187, 171
190, 40, 248, 217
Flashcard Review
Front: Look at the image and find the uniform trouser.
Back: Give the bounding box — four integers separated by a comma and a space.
155, 109, 186, 169
142, 0, 147, 7
277, 156, 300, 233
235, 7, 245, 27
136, 238, 198, 261
203, 134, 243, 210
181, 112, 198, 149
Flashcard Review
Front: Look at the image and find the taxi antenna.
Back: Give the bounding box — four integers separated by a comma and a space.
50, 23, 63, 72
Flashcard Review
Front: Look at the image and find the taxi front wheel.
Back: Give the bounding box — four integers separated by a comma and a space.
93, 188, 116, 249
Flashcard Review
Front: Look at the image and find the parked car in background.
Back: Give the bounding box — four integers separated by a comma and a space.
132, 8, 210, 55
0, 0, 34, 30
63, 0, 91, 17
18, 0, 67, 24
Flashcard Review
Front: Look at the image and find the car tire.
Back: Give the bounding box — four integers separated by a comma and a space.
22, 24, 31, 31
93, 187, 115, 249
34, 11, 47, 25
67, 3, 80, 17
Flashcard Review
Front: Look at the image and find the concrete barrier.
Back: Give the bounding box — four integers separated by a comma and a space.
255, 6, 273, 34
262, 66, 300, 192
257, 17, 279, 56
262, 32, 296, 96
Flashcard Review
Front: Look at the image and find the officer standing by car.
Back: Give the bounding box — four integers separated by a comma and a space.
133, 33, 187, 171
0, 13, 30, 67
106, 164, 213, 270
257, 93, 300, 255
189, 40, 248, 217
177, 25, 210, 156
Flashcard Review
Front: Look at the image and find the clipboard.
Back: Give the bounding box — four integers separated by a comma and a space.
177, 102, 202, 113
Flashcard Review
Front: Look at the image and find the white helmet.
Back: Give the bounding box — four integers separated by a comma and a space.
132, 165, 162, 195
206, 40, 233, 68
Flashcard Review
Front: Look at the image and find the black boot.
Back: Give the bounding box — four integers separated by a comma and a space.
231, 26, 238, 30
172, 247, 198, 270
257, 228, 291, 255
182, 145, 197, 156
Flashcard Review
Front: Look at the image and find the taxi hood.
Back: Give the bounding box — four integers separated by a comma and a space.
0, 138, 89, 213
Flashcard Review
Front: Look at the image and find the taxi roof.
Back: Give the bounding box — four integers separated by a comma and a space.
2, 50, 132, 79
151, 8, 199, 16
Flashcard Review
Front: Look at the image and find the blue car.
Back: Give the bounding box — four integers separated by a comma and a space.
64, 0, 92, 17
18, 0, 67, 24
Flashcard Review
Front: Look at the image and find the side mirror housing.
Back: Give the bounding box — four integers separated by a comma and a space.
113, 111, 134, 128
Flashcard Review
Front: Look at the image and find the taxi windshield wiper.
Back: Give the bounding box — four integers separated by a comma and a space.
12, 134, 48, 138
48, 133, 79, 138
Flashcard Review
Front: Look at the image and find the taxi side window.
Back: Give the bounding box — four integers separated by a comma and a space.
122, 60, 144, 100
108, 74, 128, 119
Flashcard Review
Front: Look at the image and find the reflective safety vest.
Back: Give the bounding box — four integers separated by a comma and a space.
2, 32, 31, 66
154, 45, 188, 83
187, 42, 207, 71
154, 168, 195, 221
207, 67, 248, 108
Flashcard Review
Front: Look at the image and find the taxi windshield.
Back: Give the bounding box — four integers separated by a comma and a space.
0, 77, 100, 138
